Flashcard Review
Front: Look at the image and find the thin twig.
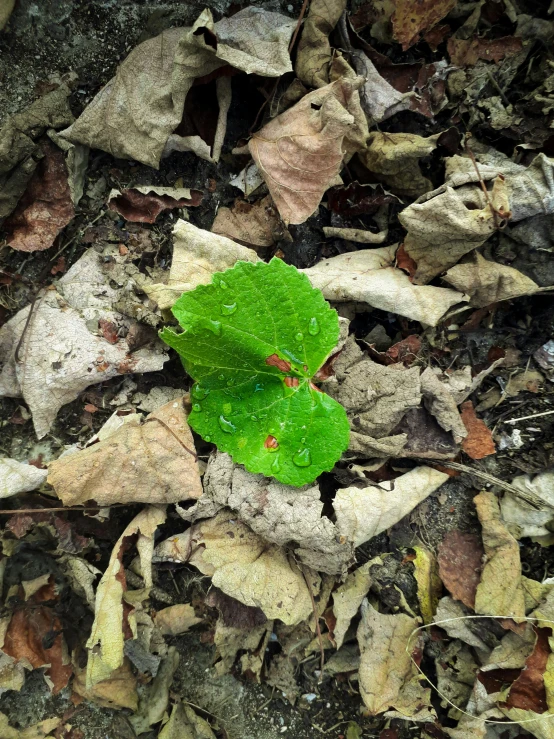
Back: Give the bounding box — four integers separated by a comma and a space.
0, 504, 127, 514
505, 408, 554, 424
301, 566, 325, 678
464, 140, 506, 231
288, 0, 310, 53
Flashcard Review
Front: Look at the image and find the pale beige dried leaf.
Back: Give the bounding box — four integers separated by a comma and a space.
154, 605, 203, 636
358, 601, 429, 716
434, 597, 490, 653
0, 0, 15, 30
86, 506, 166, 687
155, 511, 319, 625
360, 131, 442, 197
211, 195, 285, 248
302, 245, 466, 326
0, 713, 61, 739
0, 458, 47, 499
61, 9, 294, 168
229, 162, 265, 196
296, 0, 347, 88
48, 398, 201, 506
500, 470, 554, 539
0, 652, 25, 694
159, 701, 217, 739
400, 176, 511, 284
333, 559, 380, 649
323, 226, 387, 243
145, 220, 259, 310
214, 618, 271, 676
22, 574, 51, 601
474, 490, 525, 620
249, 78, 363, 225
443, 252, 539, 307
420, 368, 467, 443
58, 555, 100, 609
481, 624, 536, 672
72, 661, 138, 710
334, 467, 449, 547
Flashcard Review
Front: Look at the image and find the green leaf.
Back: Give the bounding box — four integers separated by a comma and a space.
160, 258, 350, 486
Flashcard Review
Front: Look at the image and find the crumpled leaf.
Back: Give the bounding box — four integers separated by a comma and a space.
438, 530, 484, 609
211, 195, 286, 249
0, 458, 47, 499
155, 511, 320, 625
130, 647, 180, 735
47, 397, 202, 506
0, 713, 61, 739
295, 0, 347, 88
334, 466, 449, 547
448, 35, 523, 67
46, 129, 88, 206
212, 612, 271, 677
474, 491, 525, 620
358, 601, 431, 717
249, 77, 363, 225
0, 247, 167, 438
392, 0, 457, 50
460, 401, 496, 460
400, 175, 511, 284
145, 219, 259, 310
108, 186, 203, 223
443, 252, 539, 307
482, 623, 536, 672
5, 137, 74, 252
72, 660, 138, 710
500, 471, 554, 540
420, 368, 467, 443
154, 605, 203, 636
434, 597, 491, 654
61, 9, 295, 168
86, 505, 166, 687
159, 701, 217, 739
413, 545, 442, 624
302, 245, 466, 326
332, 559, 380, 649
181, 452, 353, 576
0, 85, 73, 222
359, 131, 442, 197
160, 258, 350, 486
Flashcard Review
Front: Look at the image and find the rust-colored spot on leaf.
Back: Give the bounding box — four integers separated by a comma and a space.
264, 435, 279, 449
284, 376, 299, 387
98, 318, 119, 345
393, 0, 457, 50
396, 243, 418, 279
265, 354, 291, 372
460, 401, 496, 459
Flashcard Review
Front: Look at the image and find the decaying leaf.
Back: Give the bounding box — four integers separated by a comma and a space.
5, 138, 74, 252
211, 195, 285, 249
420, 368, 467, 443
108, 186, 203, 223
302, 245, 466, 326
155, 511, 320, 625
448, 35, 524, 67
392, 0, 457, 50
295, 0, 347, 88
438, 530, 484, 609
332, 559, 379, 649
72, 660, 138, 710
0, 247, 167, 438
154, 605, 203, 636
460, 401, 496, 460
48, 398, 202, 506
358, 601, 431, 717
435, 597, 491, 653
159, 701, 217, 739
130, 647, 180, 735
500, 470, 554, 540
0, 458, 47, 499
334, 467, 449, 547
145, 219, 259, 310
249, 77, 363, 225
413, 545, 442, 624
61, 8, 295, 168
474, 491, 525, 620
0, 713, 61, 739
86, 505, 166, 687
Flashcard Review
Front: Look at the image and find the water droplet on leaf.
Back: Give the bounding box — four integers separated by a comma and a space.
221, 302, 237, 315
251, 415, 258, 421
268, 424, 278, 436
218, 374, 225, 381
308, 317, 320, 336
295, 332, 304, 342
218, 415, 236, 434
191, 383, 209, 400
255, 384, 264, 392
271, 455, 281, 473
226, 378, 234, 387
207, 320, 222, 336
293, 448, 312, 467
219, 279, 229, 289
205, 435, 211, 442
192, 403, 202, 413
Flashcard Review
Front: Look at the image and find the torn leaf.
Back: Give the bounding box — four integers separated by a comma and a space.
108, 186, 203, 223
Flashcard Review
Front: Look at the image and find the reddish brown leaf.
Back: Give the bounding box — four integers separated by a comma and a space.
385, 335, 421, 366
327, 182, 398, 218
423, 24, 450, 51
504, 627, 551, 713
108, 187, 203, 223
392, 0, 457, 50
437, 530, 484, 608
447, 36, 523, 67
98, 318, 119, 345
396, 244, 417, 279
460, 401, 496, 459
5, 138, 74, 253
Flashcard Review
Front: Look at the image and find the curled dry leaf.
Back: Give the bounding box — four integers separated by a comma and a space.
129, 647, 180, 736
413, 545, 442, 624
473, 491, 525, 620
295, 0, 347, 88
334, 467, 449, 547
460, 401, 496, 460
302, 245, 466, 326
154, 604, 203, 636
443, 253, 539, 307
155, 511, 320, 625
249, 77, 363, 225
5, 138, 74, 253
0, 458, 47, 499
500, 470, 554, 540
107, 186, 203, 223
392, 0, 457, 50
86, 505, 166, 687
420, 368, 467, 443
72, 661, 138, 711
159, 701, 217, 739
47, 398, 202, 506
332, 559, 379, 649
211, 195, 285, 248
437, 530, 484, 609
61, 8, 295, 168
145, 219, 259, 310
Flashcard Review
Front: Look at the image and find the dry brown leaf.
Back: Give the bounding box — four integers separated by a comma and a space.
107, 186, 203, 223
130, 647, 180, 735
358, 601, 431, 716
400, 175, 511, 284
482, 624, 536, 672
154, 605, 203, 636
0, 458, 47, 499
5, 138, 74, 252
334, 466, 449, 547
0, 714, 62, 739
460, 401, 496, 460
437, 530, 484, 609
302, 246, 466, 326
159, 701, 217, 739
505, 627, 550, 713
72, 660, 138, 710
211, 195, 285, 249
213, 616, 271, 677
443, 253, 539, 307
392, 0, 457, 50
501, 471, 554, 540
420, 368, 467, 443
295, 0, 347, 88
249, 77, 363, 225
47, 398, 202, 506
448, 36, 524, 67
155, 511, 319, 625
332, 559, 380, 649
474, 491, 525, 620
145, 219, 259, 310
86, 505, 166, 687
61, 9, 295, 168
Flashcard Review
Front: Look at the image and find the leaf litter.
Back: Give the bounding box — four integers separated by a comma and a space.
2, 1, 554, 738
